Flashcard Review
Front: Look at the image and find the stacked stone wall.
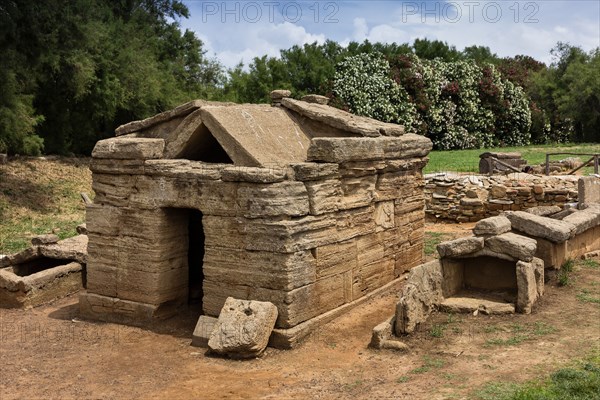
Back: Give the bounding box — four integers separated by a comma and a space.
425, 173, 579, 222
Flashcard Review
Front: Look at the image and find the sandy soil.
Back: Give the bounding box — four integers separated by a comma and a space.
1, 254, 598, 400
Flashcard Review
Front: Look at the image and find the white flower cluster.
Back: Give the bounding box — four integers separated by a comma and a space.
333, 53, 532, 150
333, 53, 416, 130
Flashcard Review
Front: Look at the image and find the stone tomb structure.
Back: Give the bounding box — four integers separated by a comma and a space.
80, 94, 432, 347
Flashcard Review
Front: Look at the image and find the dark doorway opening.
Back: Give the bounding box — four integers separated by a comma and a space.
188, 209, 205, 305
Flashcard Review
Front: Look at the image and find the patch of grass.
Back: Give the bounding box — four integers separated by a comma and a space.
577, 289, 600, 305
581, 259, 600, 269
429, 324, 446, 338
425, 143, 600, 174
558, 258, 575, 287
0, 158, 91, 254
484, 322, 558, 347
533, 322, 558, 336
396, 376, 410, 383
409, 357, 446, 374
424, 231, 450, 256
474, 354, 600, 400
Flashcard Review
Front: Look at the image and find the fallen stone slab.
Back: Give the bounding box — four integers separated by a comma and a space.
505, 211, 575, 243
473, 216, 511, 236
439, 297, 515, 315
191, 315, 218, 347
525, 206, 561, 217
437, 237, 484, 258
92, 138, 165, 160
208, 297, 278, 358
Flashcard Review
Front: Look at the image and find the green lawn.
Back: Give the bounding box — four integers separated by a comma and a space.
425, 143, 600, 174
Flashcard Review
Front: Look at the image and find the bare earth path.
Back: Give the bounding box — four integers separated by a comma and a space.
1, 252, 598, 399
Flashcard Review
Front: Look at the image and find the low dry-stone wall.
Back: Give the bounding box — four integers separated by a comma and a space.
425, 173, 579, 222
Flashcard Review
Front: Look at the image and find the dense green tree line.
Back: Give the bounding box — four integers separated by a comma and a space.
0, 0, 223, 155
0, 2, 597, 155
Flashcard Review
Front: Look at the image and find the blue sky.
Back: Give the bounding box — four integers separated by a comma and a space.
179, 1, 600, 68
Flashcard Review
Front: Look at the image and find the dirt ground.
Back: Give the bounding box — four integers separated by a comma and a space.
1, 235, 598, 400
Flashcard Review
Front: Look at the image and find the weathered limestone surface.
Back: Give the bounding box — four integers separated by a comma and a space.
92, 138, 165, 160
439, 297, 515, 314
506, 211, 575, 243
525, 205, 562, 217
395, 260, 443, 334
281, 98, 405, 137
31, 234, 59, 245
308, 135, 432, 163
516, 259, 543, 314
200, 105, 311, 167
578, 176, 600, 207
115, 100, 205, 136
437, 237, 484, 258
473, 216, 511, 236
485, 233, 537, 262
208, 297, 278, 358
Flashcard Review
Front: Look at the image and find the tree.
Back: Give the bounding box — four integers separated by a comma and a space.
0, 0, 222, 155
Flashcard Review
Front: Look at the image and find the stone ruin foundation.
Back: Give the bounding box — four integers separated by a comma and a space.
371, 176, 600, 350
0, 234, 88, 308
79, 93, 433, 348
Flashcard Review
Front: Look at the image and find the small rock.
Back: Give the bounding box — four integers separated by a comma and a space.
31, 234, 60, 246
270, 90, 292, 101
0, 153, 7, 165
76, 223, 88, 235
379, 340, 409, 352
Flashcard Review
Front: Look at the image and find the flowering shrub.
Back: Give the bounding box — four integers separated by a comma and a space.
334, 53, 532, 150
333, 53, 415, 130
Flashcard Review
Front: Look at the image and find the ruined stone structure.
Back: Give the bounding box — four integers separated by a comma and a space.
80, 94, 432, 347
371, 177, 599, 348
0, 235, 88, 308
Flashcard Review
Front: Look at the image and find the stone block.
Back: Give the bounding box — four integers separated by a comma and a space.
92, 138, 164, 159
578, 176, 600, 206
437, 237, 484, 258
288, 163, 339, 181
304, 179, 342, 215
394, 260, 443, 334
473, 216, 511, 236
237, 181, 310, 218
208, 297, 278, 358
506, 211, 575, 243
352, 257, 394, 300
374, 201, 395, 231
221, 166, 286, 183
339, 175, 377, 210
516, 260, 538, 314
315, 240, 357, 279
485, 232, 537, 261
203, 248, 316, 290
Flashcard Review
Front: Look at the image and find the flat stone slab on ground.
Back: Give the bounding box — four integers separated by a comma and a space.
191, 315, 218, 347
439, 297, 515, 314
